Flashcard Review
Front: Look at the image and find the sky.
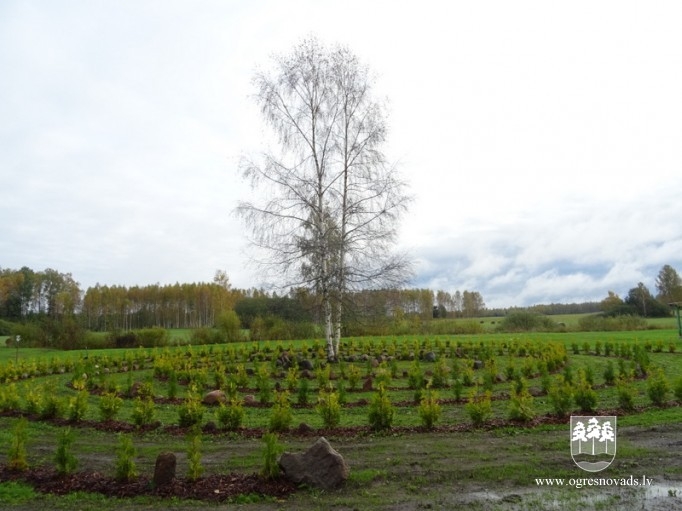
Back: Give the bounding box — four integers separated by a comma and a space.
1, 1, 681, 309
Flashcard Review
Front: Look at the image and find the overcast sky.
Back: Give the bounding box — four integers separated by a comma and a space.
2, 1, 681, 309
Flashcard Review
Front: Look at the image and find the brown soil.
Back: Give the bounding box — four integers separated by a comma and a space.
0, 465, 296, 503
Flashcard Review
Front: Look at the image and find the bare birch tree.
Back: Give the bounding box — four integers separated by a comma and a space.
237, 37, 411, 360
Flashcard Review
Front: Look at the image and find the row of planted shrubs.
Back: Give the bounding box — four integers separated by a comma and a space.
3, 364, 682, 434
5, 417, 285, 483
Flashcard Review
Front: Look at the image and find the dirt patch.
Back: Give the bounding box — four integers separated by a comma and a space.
0, 465, 296, 503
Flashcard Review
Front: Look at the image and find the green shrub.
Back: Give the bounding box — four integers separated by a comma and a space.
131, 397, 156, 427
603, 361, 616, 386
216, 310, 241, 342
67, 391, 89, 422
368, 385, 394, 431
346, 364, 361, 391
178, 390, 204, 428
256, 365, 273, 405
336, 379, 347, 405
317, 390, 341, 428
235, 364, 250, 388
595, 340, 602, 356
418, 389, 441, 429
23, 387, 42, 416
8, 418, 29, 471
432, 359, 451, 388
99, 392, 123, 422
573, 370, 597, 413
674, 376, 682, 402
136, 327, 169, 347
465, 388, 493, 427
167, 371, 178, 399
548, 376, 573, 417
189, 327, 223, 345
186, 430, 204, 481
285, 366, 299, 392
577, 315, 648, 331
54, 428, 77, 475
114, 434, 137, 482
452, 378, 464, 401
315, 364, 331, 389
616, 378, 637, 411
297, 377, 310, 406
261, 433, 283, 479
461, 367, 475, 387
647, 368, 670, 407
508, 379, 535, 422
499, 312, 557, 332
40, 392, 64, 420
216, 398, 244, 430
407, 360, 424, 390
0, 383, 20, 412
269, 391, 292, 432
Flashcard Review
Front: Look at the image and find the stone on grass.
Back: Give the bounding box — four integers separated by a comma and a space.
423, 351, 437, 362
278, 437, 349, 490
153, 452, 176, 486
202, 390, 227, 405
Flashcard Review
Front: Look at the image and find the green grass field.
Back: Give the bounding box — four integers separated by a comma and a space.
1, 327, 682, 510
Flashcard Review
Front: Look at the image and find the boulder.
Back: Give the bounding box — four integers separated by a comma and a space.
279, 437, 349, 490
473, 360, 484, 370
153, 452, 176, 486
362, 376, 373, 391
423, 351, 437, 362
298, 359, 314, 371
202, 390, 227, 406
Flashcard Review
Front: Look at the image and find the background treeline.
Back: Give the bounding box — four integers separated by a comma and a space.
1, 264, 681, 348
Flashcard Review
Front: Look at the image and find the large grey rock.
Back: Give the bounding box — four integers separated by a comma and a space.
153, 452, 176, 486
278, 437, 349, 490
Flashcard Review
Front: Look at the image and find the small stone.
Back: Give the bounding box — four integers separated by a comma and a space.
202, 390, 227, 405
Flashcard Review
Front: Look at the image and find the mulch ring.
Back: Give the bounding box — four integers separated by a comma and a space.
0, 465, 297, 503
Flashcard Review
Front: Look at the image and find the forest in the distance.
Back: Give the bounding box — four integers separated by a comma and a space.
1, 264, 680, 350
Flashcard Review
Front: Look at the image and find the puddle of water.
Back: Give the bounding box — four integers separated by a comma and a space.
645, 483, 682, 499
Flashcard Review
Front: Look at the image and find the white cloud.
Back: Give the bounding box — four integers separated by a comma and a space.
1, 1, 681, 307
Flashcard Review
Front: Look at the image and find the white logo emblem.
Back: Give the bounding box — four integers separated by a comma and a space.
570, 416, 617, 472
